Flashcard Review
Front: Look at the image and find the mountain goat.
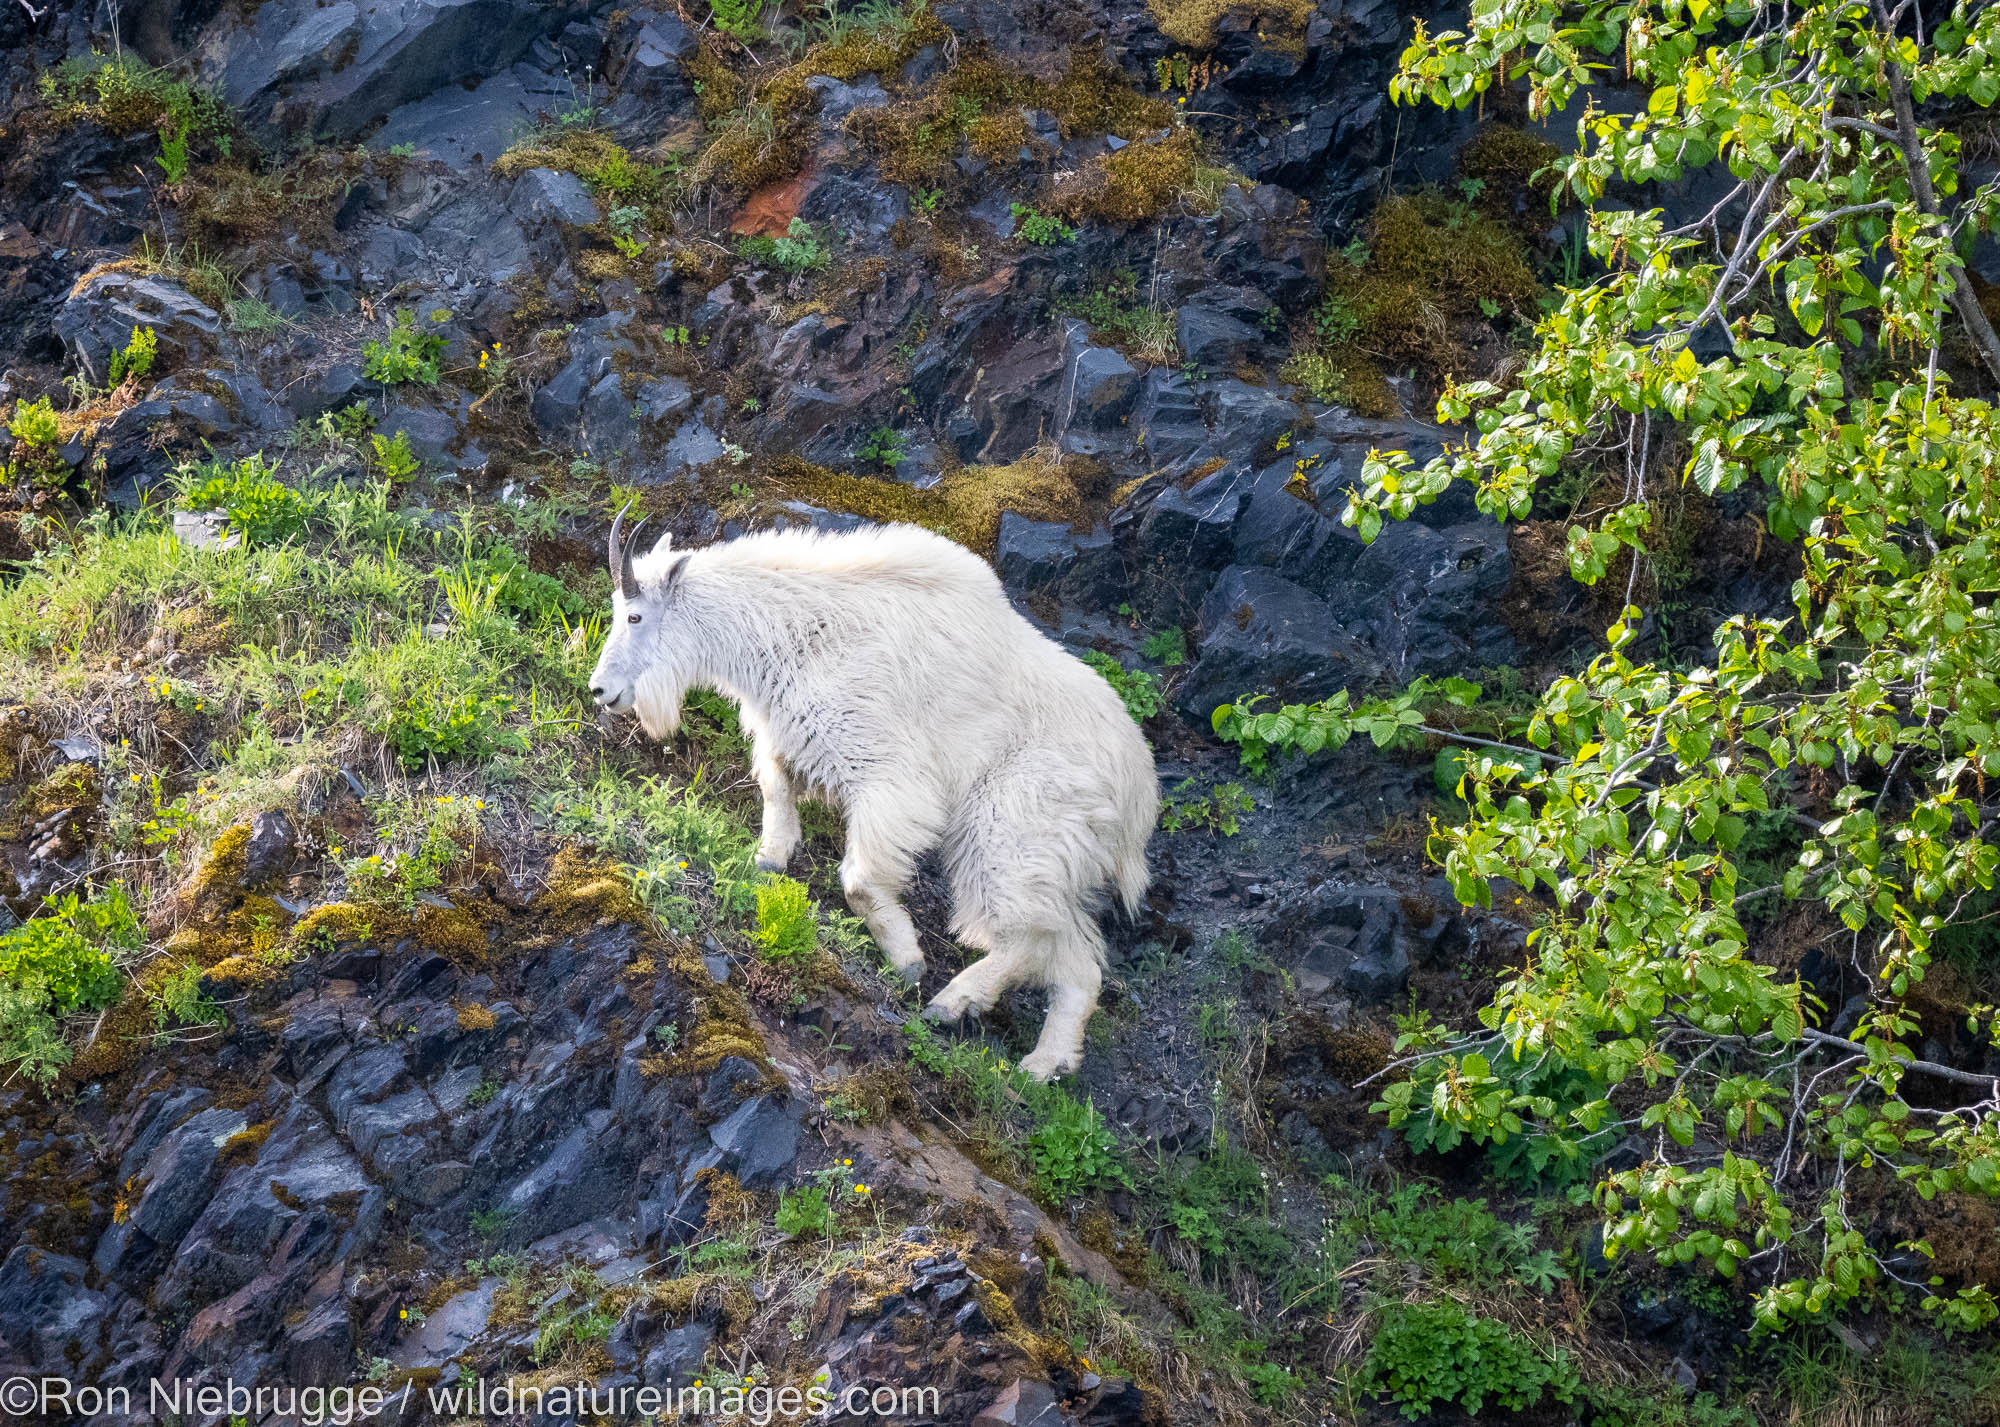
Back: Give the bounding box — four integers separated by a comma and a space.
589, 509, 1158, 1080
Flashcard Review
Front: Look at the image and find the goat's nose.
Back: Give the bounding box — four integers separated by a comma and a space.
590, 686, 605, 702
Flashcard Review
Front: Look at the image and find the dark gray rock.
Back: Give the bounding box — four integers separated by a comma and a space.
1177, 565, 1381, 720
642, 1321, 715, 1386
285, 1301, 353, 1385
1129, 478, 1246, 627
510, 167, 600, 229
202, 0, 590, 143
53, 271, 221, 383
501, 1115, 621, 1241
805, 75, 888, 130
0, 1247, 114, 1374
243, 809, 296, 887
375, 62, 569, 168
707, 1094, 800, 1188
1177, 305, 1263, 370
1065, 342, 1140, 435
127, 1106, 249, 1252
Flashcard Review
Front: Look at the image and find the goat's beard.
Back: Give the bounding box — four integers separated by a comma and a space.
631, 667, 689, 742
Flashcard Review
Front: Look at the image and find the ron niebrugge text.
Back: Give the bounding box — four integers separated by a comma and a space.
5, 1374, 943, 1424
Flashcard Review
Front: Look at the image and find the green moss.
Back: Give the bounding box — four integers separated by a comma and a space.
1284, 189, 1540, 412
25, 762, 97, 819
493, 129, 671, 205
1457, 123, 1565, 225
1052, 128, 1204, 224
756, 449, 1109, 555
1146, 0, 1315, 52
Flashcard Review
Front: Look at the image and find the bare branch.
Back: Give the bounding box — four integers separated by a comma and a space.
1801, 1026, 2000, 1090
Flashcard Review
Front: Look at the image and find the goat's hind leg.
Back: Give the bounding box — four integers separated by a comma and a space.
1018, 956, 1101, 1083
922, 932, 1039, 1026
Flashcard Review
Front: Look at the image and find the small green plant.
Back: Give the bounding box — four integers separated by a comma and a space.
9, 396, 60, 449
227, 297, 290, 334
710, 0, 770, 42
179, 453, 313, 544
371, 430, 420, 483
0, 884, 141, 1087
854, 425, 905, 469
1011, 203, 1076, 245
388, 141, 417, 158
1362, 1300, 1577, 1419
469, 1205, 515, 1238
606, 204, 648, 258
156, 120, 191, 182
1026, 1093, 1127, 1197
1137, 625, 1187, 667
147, 961, 224, 1040
1159, 777, 1253, 835
107, 326, 159, 388
775, 1184, 833, 1239
380, 691, 525, 770
754, 875, 818, 964
466, 1077, 500, 1108
362, 309, 448, 386
1082, 650, 1162, 722
737, 217, 830, 275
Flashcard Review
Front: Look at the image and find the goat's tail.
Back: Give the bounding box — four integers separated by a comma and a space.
1111, 757, 1159, 918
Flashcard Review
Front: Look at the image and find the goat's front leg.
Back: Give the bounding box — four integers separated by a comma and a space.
841, 850, 923, 979
752, 744, 802, 873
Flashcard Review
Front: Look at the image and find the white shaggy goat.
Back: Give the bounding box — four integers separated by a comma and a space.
588, 510, 1158, 1080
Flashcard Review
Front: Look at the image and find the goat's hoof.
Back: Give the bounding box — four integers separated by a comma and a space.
1018, 1048, 1080, 1082
755, 855, 786, 873
885, 955, 926, 985
920, 997, 965, 1025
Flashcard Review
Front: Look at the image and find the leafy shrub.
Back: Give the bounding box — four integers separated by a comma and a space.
1082, 650, 1162, 721
9, 396, 59, 449
147, 960, 224, 1039
1137, 625, 1187, 666
0, 885, 136, 1011
108, 326, 158, 388
371, 430, 419, 482
710, 0, 770, 42
1026, 1093, 1127, 1197
1362, 1300, 1576, 1419
0, 885, 140, 1087
1159, 777, 1252, 835
1011, 203, 1077, 245
157, 120, 191, 182
855, 425, 905, 468
754, 875, 818, 963
381, 690, 526, 769
776, 1184, 832, 1239
737, 218, 830, 275
179, 453, 312, 544
452, 548, 587, 624
362, 309, 448, 386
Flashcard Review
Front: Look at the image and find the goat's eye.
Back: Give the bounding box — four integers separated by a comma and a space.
627, 613, 642, 624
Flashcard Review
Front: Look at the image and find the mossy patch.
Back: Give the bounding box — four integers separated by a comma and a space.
217, 1119, 274, 1171
1457, 123, 1565, 226
755, 449, 1112, 555
1147, 0, 1315, 52
1050, 128, 1205, 224
1283, 188, 1540, 414
26, 761, 98, 819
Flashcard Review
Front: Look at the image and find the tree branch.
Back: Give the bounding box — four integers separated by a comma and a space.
1801, 1026, 2000, 1090
1881, 39, 2000, 385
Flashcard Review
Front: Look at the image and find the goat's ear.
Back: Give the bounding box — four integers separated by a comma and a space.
649, 529, 675, 558
659, 553, 691, 599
